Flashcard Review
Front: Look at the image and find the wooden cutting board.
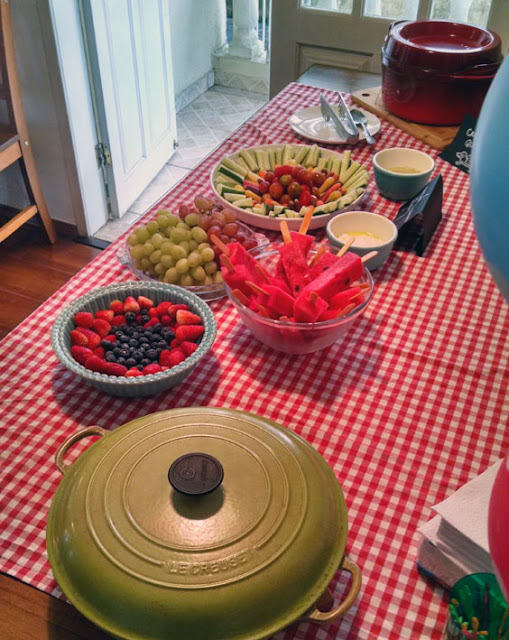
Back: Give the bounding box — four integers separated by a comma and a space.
351, 86, 459, 151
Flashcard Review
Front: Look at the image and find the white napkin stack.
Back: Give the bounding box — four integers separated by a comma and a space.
417, 460, 502, 589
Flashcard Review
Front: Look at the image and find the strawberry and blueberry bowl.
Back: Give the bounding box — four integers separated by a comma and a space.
51, 282, 217, 397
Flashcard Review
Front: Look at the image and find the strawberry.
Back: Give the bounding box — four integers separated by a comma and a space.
71, 345, 93, 364
84, 354, 104, 372
167, 304, 188, 320
101, 362, 128, 377
111, 315, 127, 327
92, 318, 111, 338
93, 346, 105, 359
144, 317, 160, 328
73, 311, 94, 328
70, 329, 88, 346
137, 295, 154, 309
175, 325, 204, 343
148, 307, 160, 318
156, 301, 172, 316
76, 327, 102, 349
124, 296, 140, 313
125, 367, 143, 377
136, 314, 143, 325
160, 349, 186, 368
102, 334, 116, 344
110, 300, 124, 314
176, 310, 202, 326
95, 309, 114, 322
169, 338, 179, 349
160, 314, 172, 326
142, 363, 162, 375
180, 341, 198, 357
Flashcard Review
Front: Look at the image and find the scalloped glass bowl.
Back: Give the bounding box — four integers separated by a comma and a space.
224, 248, 374, 354
117, 222, 269, 302
51, 282, 217, 397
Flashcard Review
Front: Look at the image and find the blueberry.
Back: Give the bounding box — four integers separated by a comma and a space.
155, 348, 162, 357
136, 364, 144, 371
157, 341, 167, 349
125, 358, 137, 368
120, 349, 130, 358
117, 357, 126, 365
125, 312, 136, 323
115, 331, 124, 339
120, 335, 130, 343
129, 339, 138, 348
141, 358, 151, 366
113, 347, 123, 356
139, 336, 149, 344
152, 323, 162, 333
101, 339, 113, 350
141, 308, 149, 316
146, 349, 157, 360
105, 353, 116, 362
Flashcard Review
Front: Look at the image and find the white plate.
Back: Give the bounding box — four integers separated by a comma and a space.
210, 143, 369, 232
289, 106, 381, 145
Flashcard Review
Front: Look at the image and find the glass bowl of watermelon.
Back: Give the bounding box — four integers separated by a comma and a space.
222, 242, 374, 354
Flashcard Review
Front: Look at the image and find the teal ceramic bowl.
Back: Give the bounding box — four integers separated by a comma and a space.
372, 147, 435, 201
51, 282, 217, 397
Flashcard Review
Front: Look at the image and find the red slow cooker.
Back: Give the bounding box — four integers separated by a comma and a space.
382, 20, 502, 125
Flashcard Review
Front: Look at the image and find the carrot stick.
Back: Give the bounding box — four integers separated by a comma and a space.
280, 220, 292, 244
232, 289, 250, 305
336, 236, 355, 258
209, 234, 230, 255
361, 251, 378, 263
219, 253, 235, 272
299, 205, 314, 235
309, 245, 326, 267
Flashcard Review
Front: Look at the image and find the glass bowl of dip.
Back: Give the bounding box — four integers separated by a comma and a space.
326, 211, 398, 270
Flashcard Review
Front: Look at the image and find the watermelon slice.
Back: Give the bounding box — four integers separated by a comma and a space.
264, 285, 295, 318
289, 231, 313, 256
309, 252, 338, 280
228, 242, 267, 284
294, 290, 328, 323
329, 287, 363, 311
279, 241, 310, 295
299, 252, 363, 302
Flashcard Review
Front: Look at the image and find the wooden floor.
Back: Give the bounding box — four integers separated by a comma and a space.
0, 225, 102, 340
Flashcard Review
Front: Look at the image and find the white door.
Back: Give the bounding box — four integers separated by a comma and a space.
82, 0, 177, 218
270, 0, 509, 97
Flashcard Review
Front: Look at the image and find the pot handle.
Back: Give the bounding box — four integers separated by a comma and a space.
55, 426, 108, 475
301, 556, 362, 623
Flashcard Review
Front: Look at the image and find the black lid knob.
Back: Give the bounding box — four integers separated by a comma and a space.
168, 453, 224, 496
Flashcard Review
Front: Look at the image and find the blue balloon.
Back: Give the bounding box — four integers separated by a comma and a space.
471, 55, 509, 304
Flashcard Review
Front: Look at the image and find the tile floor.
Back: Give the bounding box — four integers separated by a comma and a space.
93, 86, 268, 243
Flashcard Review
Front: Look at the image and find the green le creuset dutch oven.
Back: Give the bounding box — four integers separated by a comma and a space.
46, 408, 361, 640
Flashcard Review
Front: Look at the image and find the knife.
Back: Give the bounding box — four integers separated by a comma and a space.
319, 95, 359, 145
337, 92, 359, 138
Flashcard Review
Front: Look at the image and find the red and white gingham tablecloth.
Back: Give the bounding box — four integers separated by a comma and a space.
1, 83, 509, 639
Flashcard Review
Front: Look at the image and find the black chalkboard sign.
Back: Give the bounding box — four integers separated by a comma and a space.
438, 114, 477, 174
393, 174, 443, 256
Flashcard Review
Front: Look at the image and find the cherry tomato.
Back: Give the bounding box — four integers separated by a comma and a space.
265, 171, 275, 183
287, 181, 302, 199
291, 165, 302, 178
280, 174, 293, 188
258, 180, 270, 194
269, 182, 284, 200
274, 165, 293, 178
311, 171, 326, 187
310, 195, 318, 206
297, 168, 312, 186
299, 189, 311, 206
280, 194, 292, 205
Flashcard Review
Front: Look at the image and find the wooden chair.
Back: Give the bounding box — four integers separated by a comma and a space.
0, 0, 56, 244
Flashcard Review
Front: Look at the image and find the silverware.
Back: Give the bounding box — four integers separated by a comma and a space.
319, 95, 358, 145
350, 108, 376, 145
336, 92, 359, 138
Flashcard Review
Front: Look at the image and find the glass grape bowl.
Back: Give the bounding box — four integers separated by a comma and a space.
117, 221, 269, 302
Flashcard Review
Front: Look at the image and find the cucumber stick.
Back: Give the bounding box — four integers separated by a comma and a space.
339, 151, 352, 182
239, 148, 258, 172
222, 156, 248, 178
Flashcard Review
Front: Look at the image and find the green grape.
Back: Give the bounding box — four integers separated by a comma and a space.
191, 266, 206, 281
185, 213, 200, 227
163, 226, 174, 238
204, 275, 214, 285
151, 233, 164, 249
200, 247, 215, 263
187, 251, 202, 268
127, 233, 138, 246
176, 221, 190, 231
204, 261, 217, 275
146, 220, 159, 234
191, 226, 208, 243
130, 244, 145, 260
164, 267, 179, 283
175, 258, 190, 274
157, 208, 171, 217
140, 257, 152, 271
179, 274, 194, 287
149, 249, 162, 264
197, 242, 210, 252
156, 215, 171, 229
143, 241, 155, 257
134, 259, 144, 270
160, 241, 173, 255
154, 263, 165, 276
179, 241, 190, 254
213, 271, 224, 284
160, 254, 175, 269
166, 213, 179, 227
170, 227, 188, 243
188, 240, 198, 252
135, 226, 150, 243
170, 244, 187, 261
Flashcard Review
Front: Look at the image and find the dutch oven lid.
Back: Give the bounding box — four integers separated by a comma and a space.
383, 20, 502, 74
46, 408, 349, 640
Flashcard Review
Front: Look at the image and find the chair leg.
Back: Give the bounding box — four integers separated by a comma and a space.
18, 144, 57, 244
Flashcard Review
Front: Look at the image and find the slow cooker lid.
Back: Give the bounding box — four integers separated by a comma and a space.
47, 408, 348, 640
383, 20, 502, 73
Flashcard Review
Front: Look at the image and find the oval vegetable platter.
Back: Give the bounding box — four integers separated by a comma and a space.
209, 143, 370, 231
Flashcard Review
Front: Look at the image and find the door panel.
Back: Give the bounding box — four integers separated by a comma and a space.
83, 0, 177, 217
270, 0, 508, 97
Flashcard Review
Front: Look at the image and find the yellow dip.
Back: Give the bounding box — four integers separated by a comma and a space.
337, 232, 382, 248
389, 166, 420, 173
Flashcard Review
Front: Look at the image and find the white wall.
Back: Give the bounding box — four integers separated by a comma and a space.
169, 0, 226, 97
